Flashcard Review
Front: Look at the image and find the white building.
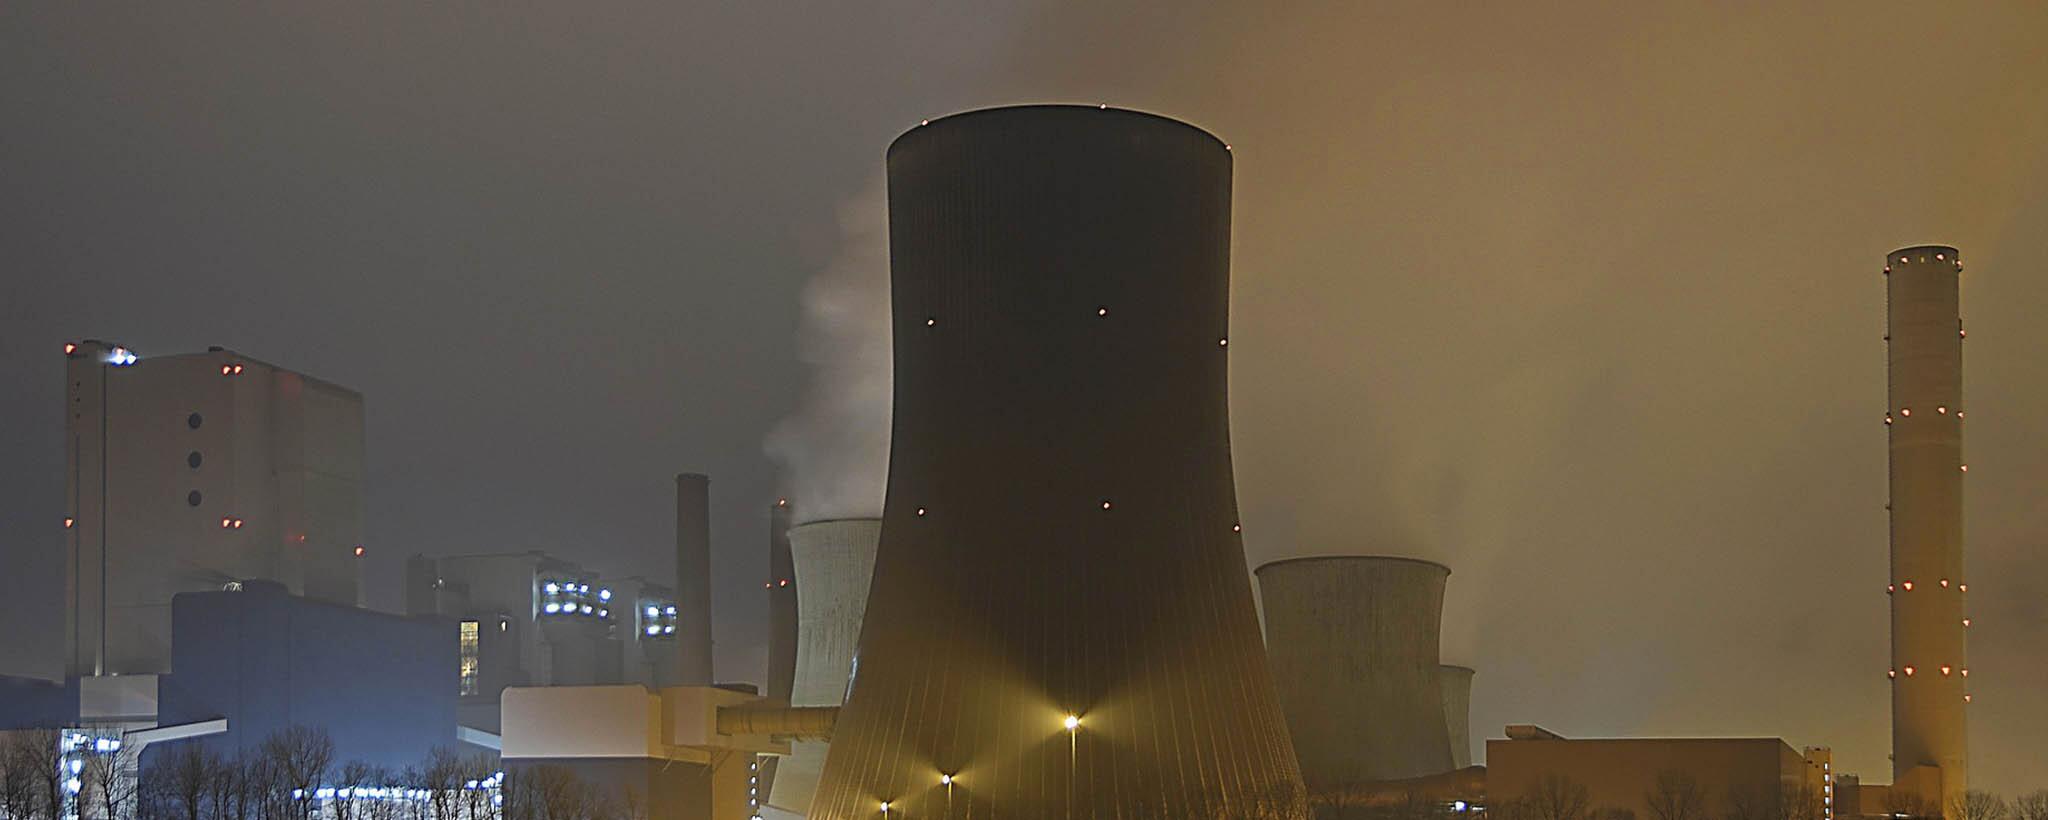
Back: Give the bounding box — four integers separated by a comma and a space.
63, 340, 365, 678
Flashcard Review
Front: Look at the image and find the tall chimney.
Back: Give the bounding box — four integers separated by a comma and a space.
754, 499, 799, 807
1885, 246, 1968, 807
672, 472, 713, 686
1256, 555, 1455, 788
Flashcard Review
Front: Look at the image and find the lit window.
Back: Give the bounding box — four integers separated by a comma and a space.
459, 621, 480, 696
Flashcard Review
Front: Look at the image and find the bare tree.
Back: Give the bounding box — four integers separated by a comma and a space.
2012, 792, 2048, 820
1599, 810, 1638, 820
1646, 771, 1709, 820
5, 730, 65, 820
151, 746, 221, 820
1, 733, 44, 820
1885, 789, 1938, 820
1723, 784, 1778, 820
1529, 776, 1592, 820
257, 729, 332, 820
81, 740, 141, 820
1951, 791, 2010, 820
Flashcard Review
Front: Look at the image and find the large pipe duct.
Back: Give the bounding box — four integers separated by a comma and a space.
1885, 245, 1969, 806
717, 705, 838, 741
1256, 556, 1454, 789
810, 105, 1306, 819
767, 518, 882, 816
669, 473, 713, 687
1439, 665, 1475, 770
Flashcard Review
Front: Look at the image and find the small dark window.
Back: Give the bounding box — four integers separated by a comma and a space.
187, 413, 203, 429
187, 451, 203, 469
187, 491, 203, 507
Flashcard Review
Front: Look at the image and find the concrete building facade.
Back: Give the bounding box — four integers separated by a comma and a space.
63, 341, 365, 677
1882, 245, 1969, 807
767, 518, 880, 816
1486, 727, 1831, 820
405, 551, 679, 732
808, 105, 1306, 819
1256, 556, 1455, 789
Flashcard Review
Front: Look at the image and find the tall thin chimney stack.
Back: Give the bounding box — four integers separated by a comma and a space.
672, 472, 713, 686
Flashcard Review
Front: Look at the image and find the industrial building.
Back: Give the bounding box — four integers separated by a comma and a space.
753, 499, 799, 814
1485, 726, 1833, 820
1883, 245, 1970, 809
62, 341, 366, 678
403, 550, 682, 733
808, 105, 1306, 819
1258, 556, 1457, 789
768, 517, 880, 816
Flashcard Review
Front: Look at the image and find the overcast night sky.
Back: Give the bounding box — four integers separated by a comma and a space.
3, 2, 2045, 794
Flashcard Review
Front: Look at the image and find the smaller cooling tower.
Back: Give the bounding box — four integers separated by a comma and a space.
1257, 556, 1454, 789
766, 518, 881, 816
1440, 664, 1475, 769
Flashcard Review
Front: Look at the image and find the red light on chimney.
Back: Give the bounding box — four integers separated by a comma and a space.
779, 579, 789, 587
353, 545, 366, 557
64, 343, 77, 355
231, 519, 244, 529
64, 517, 75, 529
220, 518, 232, 529
222, 365, 233, 375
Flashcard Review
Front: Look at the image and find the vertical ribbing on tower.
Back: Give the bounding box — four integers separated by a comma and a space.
1884, 245, 1968, 807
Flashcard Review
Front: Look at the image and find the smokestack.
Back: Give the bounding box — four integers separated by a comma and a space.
754, 499, 799, 804
766, 517, 881, 816
1439, 664, 1475, 770
670, 472, 712, 686
809, 105, 1305, 819
1256, 556, 1455, 789
1884, 246, 1968, 805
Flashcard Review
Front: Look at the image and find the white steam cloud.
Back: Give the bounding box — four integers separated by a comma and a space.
766, 174, 892, 524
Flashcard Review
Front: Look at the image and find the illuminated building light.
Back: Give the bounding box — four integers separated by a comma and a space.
765, 582, 773, 589
777, 498, 788, 507
597, 609, 607, 618
646, 625, 660, 636
580, 605, 593, 614
1903, 666, 1915, 676
65, 343, 77, 355
1063, 715, 1080, 731
940, 773, 952, 785
1957, 411, 1965, 419
1900, 256, 1909, 264
599, 588, 612, 601
1901, 581, 1913, 590
664, 625, 675, 634
1962, 619, 1971, 627
1101, 500, 1112, 510
1887, 584, 1895, 593
545, 583, 560, 594
1884, 415, 1892, 425
1218, 337, 1228, 346
1888, 670, 1896, 679
1960, 668, 1968, 677
915, 507, 927, 516
223, 365, 233, 375
646, 605, 659, 617
579, 584, 589, 593
1964, 694, 1972, 702
926, 318, 936, 327
354, 546, 366, 557
232, 518, 245, 528
1936, 253, 1945, 260
920, 119, 929, 126
1961, 465, 1968, 472
1940, 579, 1950, 587
1900, 408, 1911, 417
1098, 103, 1107, 109
665, 605, 677, 615
1959, 583, 1967, 592
881, 802, 892, 814
1232, 524, 1242, 532
1097, 307, 1109, 316
1941, 666, 1951, 676
1938, 406, 1947, 414
64, 517, 74, 529
221, 518, 233, 528
779, 579, 789, 586
545, 603, 561, 614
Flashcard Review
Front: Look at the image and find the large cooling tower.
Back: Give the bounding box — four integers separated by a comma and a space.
1885, 246, 1969, 805
1439, 665, 1475, 770
1256, 556, 1454, 789
808, 105, 1306, 819
767, 517, 882, 816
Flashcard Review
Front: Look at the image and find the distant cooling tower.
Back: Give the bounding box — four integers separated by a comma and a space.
809, 105, 1305, 819
767, 517, 881, 816
1885, 245, 1969, 806
1256, 556, 1454, 789
1439, 664, 1475, 770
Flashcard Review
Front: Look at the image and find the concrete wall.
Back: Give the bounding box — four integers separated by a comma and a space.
153, 581, 456, 771
809, 105, 1305, 820
1257, 556, 1454, 787
1883, 245, 1969, 806
64, 344, 364, 677
767, 518, 879, 816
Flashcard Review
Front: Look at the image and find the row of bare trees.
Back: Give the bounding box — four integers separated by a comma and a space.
0, 727, 630, 820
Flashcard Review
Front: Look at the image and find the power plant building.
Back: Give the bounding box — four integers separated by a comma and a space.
809, 105, 1306, 819
768, 517, 881, 816
1486, 726, 1833, 820
1882, 245, 1969, 808
62, 341, 366, 677
1256, 556, 1455, 789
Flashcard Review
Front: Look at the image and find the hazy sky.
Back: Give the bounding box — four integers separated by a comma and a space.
4, 1, 2045, 795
